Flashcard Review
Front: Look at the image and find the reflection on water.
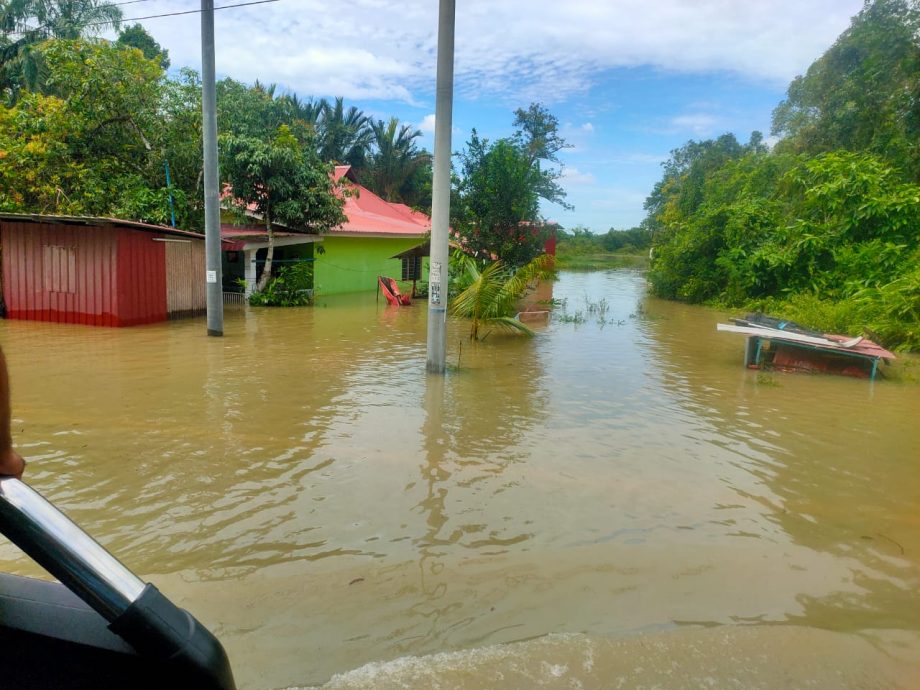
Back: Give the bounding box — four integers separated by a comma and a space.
3, 270, 920, 688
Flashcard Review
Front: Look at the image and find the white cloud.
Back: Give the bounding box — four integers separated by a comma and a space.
669, 113, 721, 136
580, 123, 595, 133
419, 114, 437, 134
561, 167, 596, 185
140, 0, 862, 103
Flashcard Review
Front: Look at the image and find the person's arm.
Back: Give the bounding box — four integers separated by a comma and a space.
0, 347, 25, 478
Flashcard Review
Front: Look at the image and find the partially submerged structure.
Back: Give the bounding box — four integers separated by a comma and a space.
221, 166, 430, 298
1, 214, 206, 326
718, 315, 896, 380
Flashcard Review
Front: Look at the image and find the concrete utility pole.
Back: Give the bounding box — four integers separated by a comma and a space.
201, 0, 224, 336
425, 0, 456, 374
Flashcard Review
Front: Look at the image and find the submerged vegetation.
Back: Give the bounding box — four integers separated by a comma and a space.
448, 251, 555, 340
247, 262, 314, 307
645, 0, 920, 350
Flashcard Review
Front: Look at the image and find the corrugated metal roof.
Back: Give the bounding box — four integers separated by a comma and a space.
0, 212, 205, 241
331, 166, 430, 238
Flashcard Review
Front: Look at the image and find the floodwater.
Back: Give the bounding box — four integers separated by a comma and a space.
3, 269, 920, 689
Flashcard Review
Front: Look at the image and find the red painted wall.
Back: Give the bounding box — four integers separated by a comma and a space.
116, 229, 167, 326
1, 221, 168, 327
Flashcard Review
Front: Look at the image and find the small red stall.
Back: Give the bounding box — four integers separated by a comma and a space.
1, 214, 206, 327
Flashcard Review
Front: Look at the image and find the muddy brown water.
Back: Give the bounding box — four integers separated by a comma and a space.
2, 269, 919, 689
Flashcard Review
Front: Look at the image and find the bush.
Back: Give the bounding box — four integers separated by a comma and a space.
248, 262, 313, 307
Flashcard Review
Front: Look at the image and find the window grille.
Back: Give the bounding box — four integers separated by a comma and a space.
401, 256, 422, 281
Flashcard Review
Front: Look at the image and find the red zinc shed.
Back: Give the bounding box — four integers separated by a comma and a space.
1, 214, 206, 327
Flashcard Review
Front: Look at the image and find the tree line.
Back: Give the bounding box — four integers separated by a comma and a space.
0, 0, 431, 231
645, 0, 920, 350
0, 0, 570, 277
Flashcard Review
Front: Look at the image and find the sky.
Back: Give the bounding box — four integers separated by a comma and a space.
121, 0, 865, 232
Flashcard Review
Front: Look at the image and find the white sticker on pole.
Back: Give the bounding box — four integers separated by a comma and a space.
429, 262, 442, 305
206, 270, 217, 284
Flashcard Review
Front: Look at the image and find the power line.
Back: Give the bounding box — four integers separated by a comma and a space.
4, 0, 281, 35
110, 0, 163, 7
86, 0, 281, 26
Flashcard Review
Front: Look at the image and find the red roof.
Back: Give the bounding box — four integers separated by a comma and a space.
222, 166, 430, 239
332, 166, 430, 237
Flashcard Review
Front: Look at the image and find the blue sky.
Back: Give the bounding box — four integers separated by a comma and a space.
125, 0, 865, 232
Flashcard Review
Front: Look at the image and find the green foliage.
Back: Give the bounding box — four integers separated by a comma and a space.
642, 1, 920, 350
557, 225, 652, 255
116, 24, 169, 69
452, 103, 571, 267
248, 262, 314, 307
0, 39, 179, 217
316, 96, 371, 167
771, 0, 920, 180
448, 252, 555, 340
1, 0, 123, 98
221, 124, 345, 289
453, 132, 543, 266
357, 117, 431, 208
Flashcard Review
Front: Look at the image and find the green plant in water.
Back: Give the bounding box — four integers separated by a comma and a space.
248, 261, 314, 307
449, 253, 555, 340
555, 310, 586, 324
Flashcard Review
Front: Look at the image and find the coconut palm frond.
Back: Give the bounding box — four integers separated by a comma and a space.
487, 315, 535, 336
449, 254, 554, 340
495, 253, 555, 312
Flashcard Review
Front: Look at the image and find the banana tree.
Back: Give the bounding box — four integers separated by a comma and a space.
449, 252, 555, 340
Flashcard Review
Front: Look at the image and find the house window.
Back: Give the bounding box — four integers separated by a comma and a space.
43, 245, 76, 294
401, 256, 422, 281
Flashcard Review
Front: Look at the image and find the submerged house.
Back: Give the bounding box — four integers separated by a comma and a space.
0, 214, 206, 326
316, 166, 430, 295
222, 166, 431, 297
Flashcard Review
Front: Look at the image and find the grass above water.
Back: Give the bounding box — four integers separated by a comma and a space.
554, 252, 649, 271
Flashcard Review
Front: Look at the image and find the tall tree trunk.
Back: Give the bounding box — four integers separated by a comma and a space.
256, 213, 275, 291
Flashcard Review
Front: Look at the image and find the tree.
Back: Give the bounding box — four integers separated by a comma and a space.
452, 105, 572, 266
0, 39, 171, 217
116, 23, 169, 69
771, 0, 920, 180
449, 251, 555, 340
513, 102, 569, 164
453, 131, 544, 266
512, 102, 571, 208
359, 117, 431, 206
221, 125, 345, 291
316, 97, 371, 167
1, 0, 122, 97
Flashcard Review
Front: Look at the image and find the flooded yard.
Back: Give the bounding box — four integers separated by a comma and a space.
2, 269, 920, 688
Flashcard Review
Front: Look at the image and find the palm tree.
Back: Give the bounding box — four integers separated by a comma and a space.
362, 117, 431, 203
1, 0, 122, 96
449, 252, 555, 340
279, 93, 326, 130
316, 97, 372, 167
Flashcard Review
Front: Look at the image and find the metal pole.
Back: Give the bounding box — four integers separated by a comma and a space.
426, 0, 455, 374
164, 160, 177, 228
202, 0, 224, 336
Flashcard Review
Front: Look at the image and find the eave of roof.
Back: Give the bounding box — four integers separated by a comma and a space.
0, 212, 205, 241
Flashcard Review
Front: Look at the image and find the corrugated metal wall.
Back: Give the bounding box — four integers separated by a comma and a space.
115, 228, 168, 326
165, 240, 206, 317
2, 221, 121, 325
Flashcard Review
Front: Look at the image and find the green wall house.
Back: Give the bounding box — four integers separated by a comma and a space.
222, 166, 430, 298
314, 235, 426, 295
312, 166, 430, 296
